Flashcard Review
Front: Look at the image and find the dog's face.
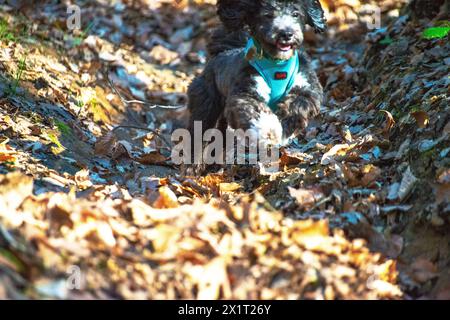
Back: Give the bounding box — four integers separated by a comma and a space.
217, 0, 327, 60
250, 1, 306, 60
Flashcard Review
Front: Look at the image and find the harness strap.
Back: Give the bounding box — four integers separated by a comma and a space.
244, 38, 300, 111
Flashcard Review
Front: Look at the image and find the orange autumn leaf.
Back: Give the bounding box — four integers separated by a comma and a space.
0, 143, 17, 163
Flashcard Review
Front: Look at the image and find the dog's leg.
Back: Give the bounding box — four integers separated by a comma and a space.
185, 74, 222, 174
222, 70, 284, 169
276, 68, 323, 140
224, 69, 283, 147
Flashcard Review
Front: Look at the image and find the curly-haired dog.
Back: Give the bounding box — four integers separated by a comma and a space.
187, 0, 327, 165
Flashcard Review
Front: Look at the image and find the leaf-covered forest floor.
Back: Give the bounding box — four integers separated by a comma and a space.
0, 0, 449, 299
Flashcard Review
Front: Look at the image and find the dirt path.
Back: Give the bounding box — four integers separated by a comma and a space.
0, 0, 449, 299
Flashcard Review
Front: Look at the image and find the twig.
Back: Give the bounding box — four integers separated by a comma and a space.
103, 70, 182, 149
104, 71, 184, 110
112, 125, 171, 149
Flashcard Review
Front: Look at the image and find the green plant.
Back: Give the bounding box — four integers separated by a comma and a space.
0, 249, 25, 273
7, 55, 27, 96
0, 18, 16, 42
41, 130, 66, 155
71, 21, 96, 47
422, 26, 450, 39
55, 120, 72, 136
422, 21, 450, 39
75, 98, 85, 116
379, 35, 394, 45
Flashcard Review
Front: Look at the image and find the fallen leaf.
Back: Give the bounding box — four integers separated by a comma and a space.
279, 148, 312, 166
380, 110, 395, 134
398, 166, 418, 201
437, 169, 450, 184
360, 164, 382, 187
94, 222, 117, 247
411, 111, 430, 128
219, 182, 242, 192
137, 151, 167, 165
409, 258, 438, 283
196, 257, 230, 300
291, 220, 333, 252
0, 142, 17, 163
435, 184, 450, 205
0, 172, 33, 226
74, 169, 93, 190
111, 140, 134, 159
152, 186, 179, 209
288, 186, 325, 209
321, 144, 354, 165
149, 45, 179, 65
148, 224, 181, 254
94, 131, 117, 156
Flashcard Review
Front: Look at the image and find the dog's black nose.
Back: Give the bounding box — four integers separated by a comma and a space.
279, 31, 294, 41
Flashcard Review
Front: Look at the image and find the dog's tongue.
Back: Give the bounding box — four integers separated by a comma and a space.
276, 42, 292, 51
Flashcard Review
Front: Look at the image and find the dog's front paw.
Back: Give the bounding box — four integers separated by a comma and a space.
308, 100, 321, 118
277, 104, 309, 138
277, 93, 321, 137
249, 111, 283, 146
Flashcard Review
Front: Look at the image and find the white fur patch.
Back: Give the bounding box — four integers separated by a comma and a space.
273, 15, 301, 32
254, 76, 271, 103
293, 72, 310, 89
250, 112, 283, 146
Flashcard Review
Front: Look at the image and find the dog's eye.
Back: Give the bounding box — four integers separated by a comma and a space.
292, 12, 300, 18
263, 12, 274, 19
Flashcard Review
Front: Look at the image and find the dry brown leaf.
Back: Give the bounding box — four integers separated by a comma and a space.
90, 222, 116, 247
0, 142, 17, 163
411, 111, 430, 129
0, 172, 33, 226
94, 131, 117, 156
149, 224, 181, 254
321, 143, 355, 165
74, 169, 93, 190
290, 220, 334, 253
152, 186, 179, 209
376, 260, 399, 284
149, 45, 179, 65
360, 164, 382, 187
130, 199, 182, 225
380, 110, 396, 134
137, 151, 167, 165
111, 140, 134, 159
196, 257, 231, 300
279, 147, 307, 166
437, 169, 450, 184
288, 186, 325, 209
219, 182, 242, 192
435, 184, 450, 205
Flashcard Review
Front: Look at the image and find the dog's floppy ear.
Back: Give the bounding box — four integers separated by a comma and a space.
217, 0, 255, 30
304, 0, 327, 33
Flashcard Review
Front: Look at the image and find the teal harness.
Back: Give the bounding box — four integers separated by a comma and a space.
244, 38, 300, 111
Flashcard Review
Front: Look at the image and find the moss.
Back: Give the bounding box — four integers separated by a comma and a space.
55, 120, 72, 136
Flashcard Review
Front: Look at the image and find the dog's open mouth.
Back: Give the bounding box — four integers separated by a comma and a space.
276, 41, 293, 51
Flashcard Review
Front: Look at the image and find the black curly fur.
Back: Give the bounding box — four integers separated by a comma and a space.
187, 0, 327, 167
